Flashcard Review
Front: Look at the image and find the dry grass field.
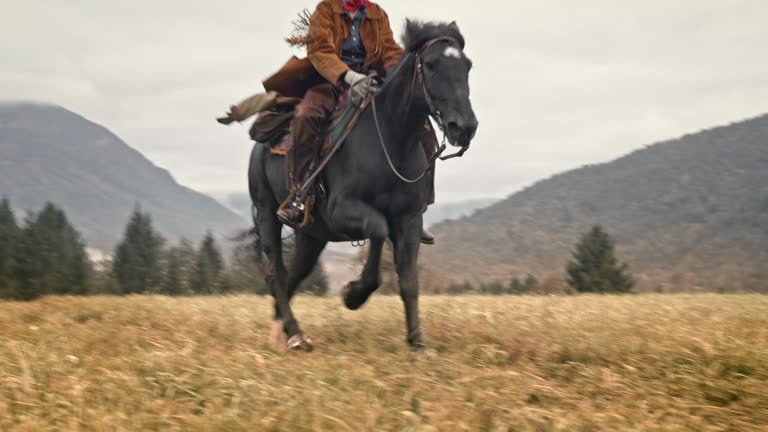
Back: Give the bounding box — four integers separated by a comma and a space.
1, 294, 767, 431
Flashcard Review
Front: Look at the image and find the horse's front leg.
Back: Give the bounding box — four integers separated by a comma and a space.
342, 238, 384, 310
328, 198, 389, 241
258, 212, 311, 351
390, 214, 427, 351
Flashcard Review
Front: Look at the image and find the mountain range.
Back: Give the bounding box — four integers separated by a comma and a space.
3, 102, 766, 293
0, 102, 245, 251
420, 114, 768, 293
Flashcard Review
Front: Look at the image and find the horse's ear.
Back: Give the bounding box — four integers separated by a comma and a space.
448, 21, 465, 48
405, 19, 419, 35
402, 19, 420, 51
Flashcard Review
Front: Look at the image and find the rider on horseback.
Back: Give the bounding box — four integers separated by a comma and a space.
269, 0, 438, 244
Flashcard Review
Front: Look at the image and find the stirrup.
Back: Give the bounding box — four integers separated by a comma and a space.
277, 191, 313, 228
289, 199, 305, 212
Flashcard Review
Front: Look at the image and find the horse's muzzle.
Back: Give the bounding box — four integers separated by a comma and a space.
446, 117, 478, 148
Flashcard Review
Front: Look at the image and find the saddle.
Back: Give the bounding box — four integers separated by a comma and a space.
253, 88, 373, 227
218, 88, 374, 227
249, 88, 367, 158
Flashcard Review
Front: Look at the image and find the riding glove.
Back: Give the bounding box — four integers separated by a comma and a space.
344, 71, 377, 98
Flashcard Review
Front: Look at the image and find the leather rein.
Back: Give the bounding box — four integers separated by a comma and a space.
297, 36, 469, 195
371, 36, 470, 183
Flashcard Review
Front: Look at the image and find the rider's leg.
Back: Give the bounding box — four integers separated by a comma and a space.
278, 83, 339, 225
420, 122, 439, 245
420, 162, 436, 245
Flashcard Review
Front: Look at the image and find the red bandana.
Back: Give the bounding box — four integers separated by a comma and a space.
343, 0, 369, 11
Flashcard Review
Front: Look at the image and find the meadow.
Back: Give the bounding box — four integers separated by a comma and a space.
1, 294, 766, 431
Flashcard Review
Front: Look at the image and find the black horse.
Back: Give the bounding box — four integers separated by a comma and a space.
248, 20, 478, 351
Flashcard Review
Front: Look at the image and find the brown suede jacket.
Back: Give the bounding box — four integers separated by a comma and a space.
263, 0, 404, 98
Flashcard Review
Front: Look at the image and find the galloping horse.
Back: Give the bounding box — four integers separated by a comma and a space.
248, 20, 478, 351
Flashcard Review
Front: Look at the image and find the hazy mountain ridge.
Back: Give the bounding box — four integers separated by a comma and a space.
421, 114, 768, 292
0, 102, 245, 250
423, 198, 496, 227
220, 192, 495, 229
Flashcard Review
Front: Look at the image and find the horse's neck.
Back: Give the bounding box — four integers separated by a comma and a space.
372, 55, 429, 151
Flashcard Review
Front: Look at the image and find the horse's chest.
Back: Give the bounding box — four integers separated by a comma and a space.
371, 185, 423, 217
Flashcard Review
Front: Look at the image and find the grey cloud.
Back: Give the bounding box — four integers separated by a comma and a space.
2, 0, 767, 202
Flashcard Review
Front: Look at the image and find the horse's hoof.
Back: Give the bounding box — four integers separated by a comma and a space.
411, 344, 438, 358
342, 280, 372, 310
286, 334, 314, 352
342, 281, 361, 310
269, 320, 286, 348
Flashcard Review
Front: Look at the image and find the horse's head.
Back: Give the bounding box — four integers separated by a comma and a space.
404, 20, 478, 148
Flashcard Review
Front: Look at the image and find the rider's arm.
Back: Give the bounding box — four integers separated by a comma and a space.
379, 10, 404, 69
306, 2, 352, 85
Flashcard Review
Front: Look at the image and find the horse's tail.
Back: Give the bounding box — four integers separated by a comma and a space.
230, 204, 263, 264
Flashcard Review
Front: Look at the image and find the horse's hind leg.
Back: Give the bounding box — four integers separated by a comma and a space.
280, 233, 326, 351
342, 238, 384, 310
286, 232, 327, 300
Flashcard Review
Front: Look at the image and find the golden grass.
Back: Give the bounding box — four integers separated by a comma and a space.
1, 294, 767, 431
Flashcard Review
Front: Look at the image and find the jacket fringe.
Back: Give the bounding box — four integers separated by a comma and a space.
285, 9, 313, 47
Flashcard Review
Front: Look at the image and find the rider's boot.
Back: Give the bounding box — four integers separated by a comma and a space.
421, 228, 436, 245
277, 169, 312, 227
276, 197, 306, 226
279, 133, 319, 226
420, 169, 437, 245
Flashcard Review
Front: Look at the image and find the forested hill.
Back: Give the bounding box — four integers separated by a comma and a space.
0, 102, 244, 250
421, 114, 768, 292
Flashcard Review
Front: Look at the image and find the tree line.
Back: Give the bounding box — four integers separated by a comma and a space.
0, 198, 328, 301
1, 196, 634, 300
444, 225, 635, 295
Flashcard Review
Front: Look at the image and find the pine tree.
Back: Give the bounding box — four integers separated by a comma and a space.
199, 232, 224, 276
566, 225, 634, 293
524, 275, 539, 292
158, 239, 196, 296
112, 207, 165, 294
0, 198, 20, 299
221, 240, 269, 295
161, 248, 185, 296
13, 203, 91, 300
191, 232, 223, 295
509, 277, 526, 295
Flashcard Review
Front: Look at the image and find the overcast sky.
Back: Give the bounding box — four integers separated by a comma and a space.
2, 1, 767, 203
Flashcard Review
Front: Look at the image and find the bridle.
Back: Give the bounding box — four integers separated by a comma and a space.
297, 35, 472, 196
411, 36, 470, 161
371, 35, 471, 184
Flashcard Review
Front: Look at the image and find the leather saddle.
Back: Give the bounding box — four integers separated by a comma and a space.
250, 88, 361, 157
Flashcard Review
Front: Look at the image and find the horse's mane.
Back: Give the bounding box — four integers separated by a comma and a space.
401, 20, 466, 53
